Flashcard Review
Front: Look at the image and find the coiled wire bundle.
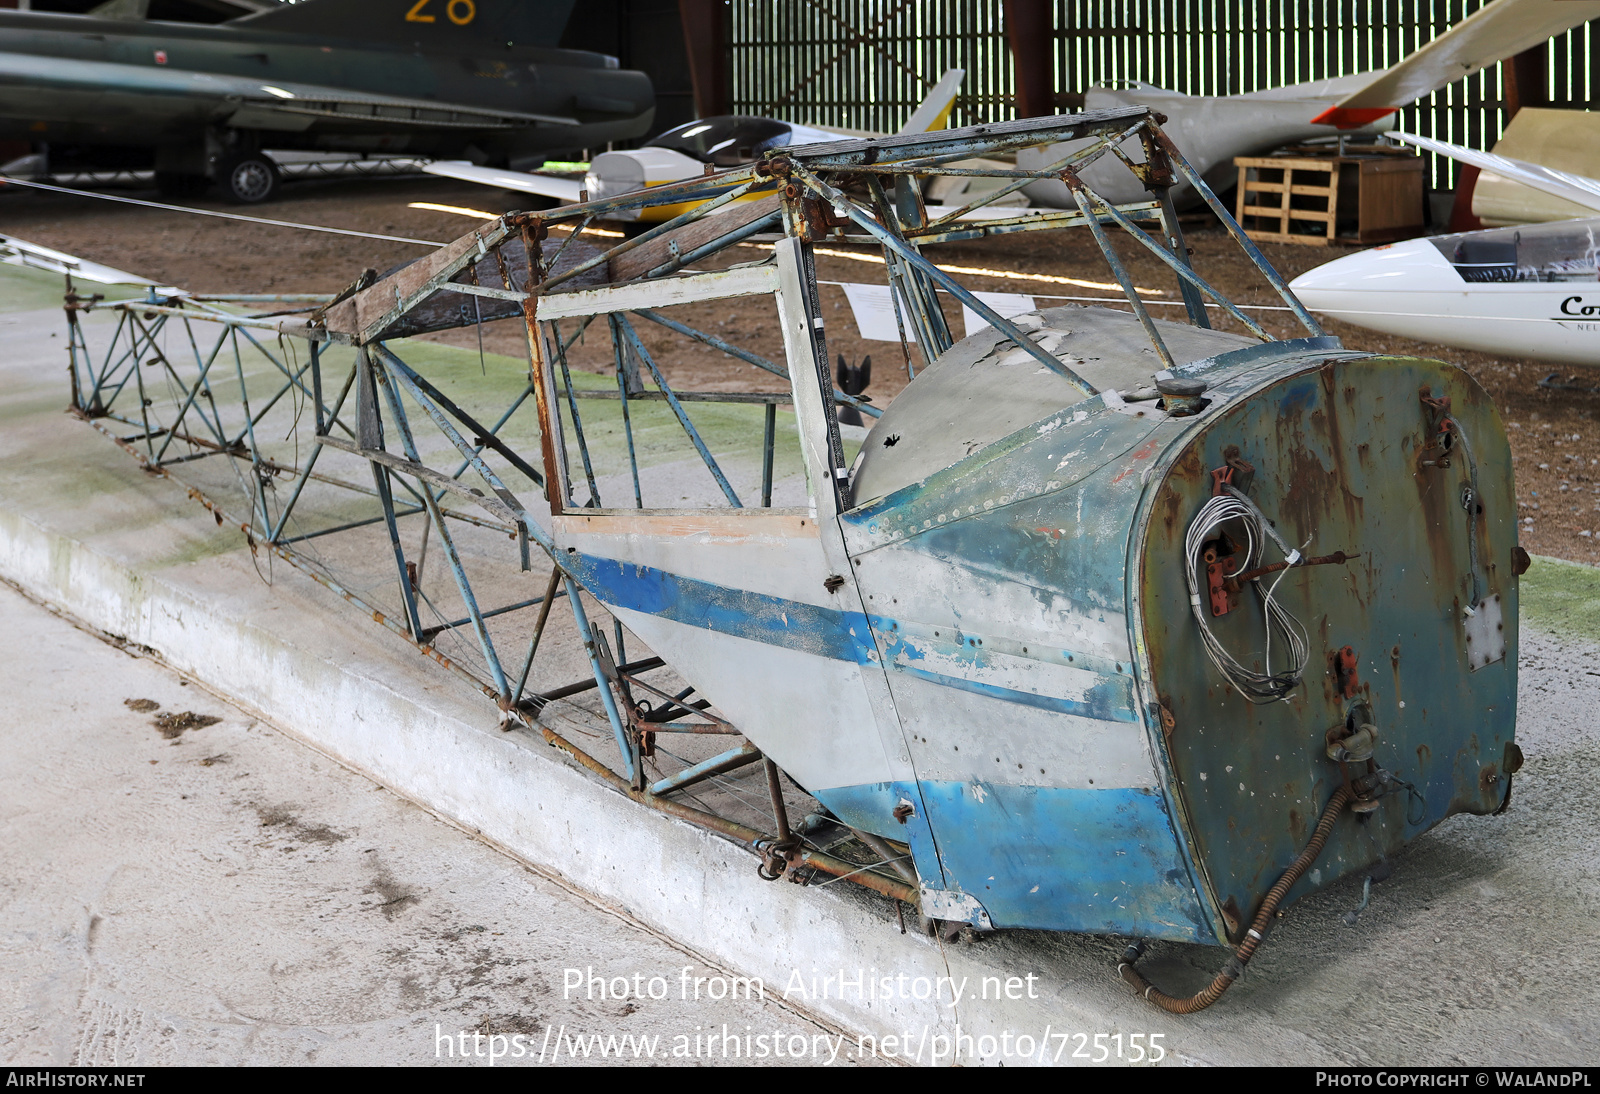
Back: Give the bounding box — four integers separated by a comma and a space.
1183, 486, 1310, 703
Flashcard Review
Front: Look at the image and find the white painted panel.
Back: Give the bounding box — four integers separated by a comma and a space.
536, 264, 778, 321
886, 673, 1154, 790
850, 543, 1134, 670
555, 515, 840, 609
609, 607, 895, 794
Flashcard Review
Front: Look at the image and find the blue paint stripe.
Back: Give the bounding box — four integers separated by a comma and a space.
886, 661, 1140, 722
569, 553, 877, 664
570, 555, 1140, 723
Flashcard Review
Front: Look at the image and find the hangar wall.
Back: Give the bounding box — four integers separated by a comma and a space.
725, 0, 1600, 189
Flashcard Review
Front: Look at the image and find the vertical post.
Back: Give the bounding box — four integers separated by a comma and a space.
678, 0, 730, 118
375, 352, 513, 704
270, 365, 358, 543
1003, 0, 1055, 118
373, 464, 425, 641
553, 318, 601, 507
64, 286, 84, 413
761, 400, 776, 508
1505, 45, 1548, 120
310, 340, 325, 434
608, 314, 644, 508
227, 328, 274, 537
1143, 131, 1210, 329
514, 566, 564, 706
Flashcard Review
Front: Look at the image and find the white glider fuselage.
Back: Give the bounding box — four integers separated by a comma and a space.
1020, 75, 1382, 208
1289, 220, 1600, 367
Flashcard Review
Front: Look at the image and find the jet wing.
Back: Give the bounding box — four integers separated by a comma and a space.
1312, 0, 1600, 128
0, 50, 580, 133
1385, 130, 1600, 215
422, 160, 585, 203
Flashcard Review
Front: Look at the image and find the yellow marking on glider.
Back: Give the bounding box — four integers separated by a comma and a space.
633, 184, 770, 224
404, 0, 435, 23
447, 0, 475, 25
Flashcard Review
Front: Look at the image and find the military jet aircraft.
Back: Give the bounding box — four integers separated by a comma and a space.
0, 0, 652, 202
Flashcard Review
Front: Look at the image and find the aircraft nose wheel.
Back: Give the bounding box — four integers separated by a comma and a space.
215, 153, 280, 204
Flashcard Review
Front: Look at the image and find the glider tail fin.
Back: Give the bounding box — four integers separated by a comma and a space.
897, 69, 966, 135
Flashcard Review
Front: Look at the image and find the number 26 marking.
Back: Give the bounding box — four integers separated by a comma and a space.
406, 0, 475, 25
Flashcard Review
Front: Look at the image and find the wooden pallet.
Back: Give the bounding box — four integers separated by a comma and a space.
1234, 153, 1425, 246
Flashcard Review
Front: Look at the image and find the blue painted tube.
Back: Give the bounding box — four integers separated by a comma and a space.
787, 163, 1098, 398
1074, 184, 1270, 340
269, 365, 359, 543
633, 307, 882, 419
1154, 131, 1324, 336
649, 743, 763, 796
614, 316, 743, 507
152, 323, 233, 462
1066, 183, 1175, 369
564, 577, 634, 781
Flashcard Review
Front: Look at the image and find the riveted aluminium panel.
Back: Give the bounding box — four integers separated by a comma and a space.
1136, 355, 1519, 943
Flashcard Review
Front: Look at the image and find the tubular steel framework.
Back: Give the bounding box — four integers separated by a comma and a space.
65, 108, 1318, 929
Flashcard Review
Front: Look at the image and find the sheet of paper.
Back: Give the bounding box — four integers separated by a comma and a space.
961, 291, 1037, 337
841, 282, 913, 342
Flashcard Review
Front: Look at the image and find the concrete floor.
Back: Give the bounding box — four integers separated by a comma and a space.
0, 583, 853, 1067
5, 581, 1599, 1068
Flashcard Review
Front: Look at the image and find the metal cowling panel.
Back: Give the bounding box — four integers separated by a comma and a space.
843, 393, 1212, 938
1136, 355, 1519, 946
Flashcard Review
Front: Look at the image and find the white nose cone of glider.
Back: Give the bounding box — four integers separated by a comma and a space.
1288, 236, 1474, 346
1289, 236, 1456, 302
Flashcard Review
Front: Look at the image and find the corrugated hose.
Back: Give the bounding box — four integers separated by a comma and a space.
1117, 784, 1353, 1013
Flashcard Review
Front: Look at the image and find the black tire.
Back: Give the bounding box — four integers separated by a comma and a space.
154, 172, 209, 200
214, 153, 280, 204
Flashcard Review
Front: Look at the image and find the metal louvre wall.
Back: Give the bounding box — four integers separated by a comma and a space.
728, 1, 1012, 132
728, 0, 1597, 189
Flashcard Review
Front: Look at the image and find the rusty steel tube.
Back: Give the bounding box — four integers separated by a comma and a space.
536, 723, 919, 905
1119, 785, 1353, 1014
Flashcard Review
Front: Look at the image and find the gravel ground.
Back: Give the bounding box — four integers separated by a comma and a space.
1, 172, 1594, 562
